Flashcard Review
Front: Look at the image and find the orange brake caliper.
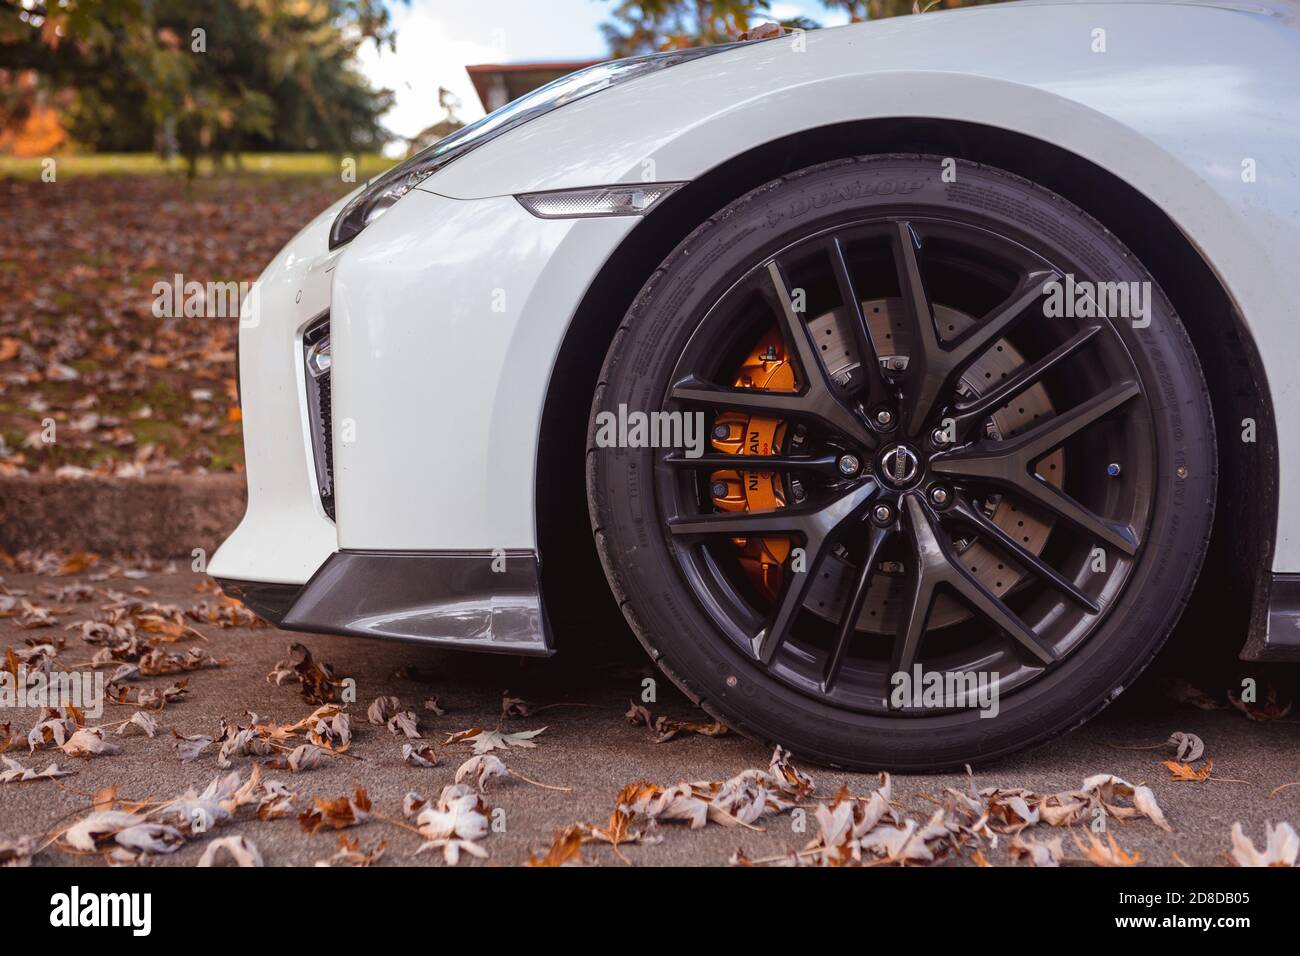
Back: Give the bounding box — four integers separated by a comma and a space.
708, 328, 797, 598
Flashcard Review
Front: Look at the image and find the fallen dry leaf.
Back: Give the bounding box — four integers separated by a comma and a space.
410, 783, 491, 865
402, 743, 438, 767
1230, 821, 1299, 867
315, 834, 386, 867
1162, 758, 1214, 782
455, 754, 510, 792
61, 727, 123, 759
526, 826, 590, 867
625, 701, 731, 743
0, 754, 73, 783
1167, 731, 1205, 762
0, 834, 39, 867
445, 726, 546, 754
1074, 830, 1141, 867
299, 785, 372, 834
197, 835, 263, 867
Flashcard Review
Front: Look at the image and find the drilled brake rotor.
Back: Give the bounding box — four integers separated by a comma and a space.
708, 297, 1063, 635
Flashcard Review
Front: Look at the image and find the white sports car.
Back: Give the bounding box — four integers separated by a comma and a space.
211, 0, 1300, 770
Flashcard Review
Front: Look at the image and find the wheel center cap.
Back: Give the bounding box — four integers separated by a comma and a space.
877, 443, 923, 489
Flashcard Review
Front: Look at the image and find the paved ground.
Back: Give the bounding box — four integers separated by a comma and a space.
3, 566, 1299, 867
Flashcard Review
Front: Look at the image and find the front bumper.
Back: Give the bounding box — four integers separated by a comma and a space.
211, 182, 633, 654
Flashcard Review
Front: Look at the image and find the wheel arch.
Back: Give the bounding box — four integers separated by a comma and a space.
535, 118, 1277, 660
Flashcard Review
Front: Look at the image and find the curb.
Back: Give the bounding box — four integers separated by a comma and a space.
0, 474, 247, 559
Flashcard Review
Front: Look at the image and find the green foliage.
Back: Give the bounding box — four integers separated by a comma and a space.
0, 0, 396, 169
600, 0, 1005, 53
600, 0, 786, 55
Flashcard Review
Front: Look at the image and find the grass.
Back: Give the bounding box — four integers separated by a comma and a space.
0, 151, 395, 180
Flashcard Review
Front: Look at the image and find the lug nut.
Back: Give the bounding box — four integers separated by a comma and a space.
837, 454, 861, 477
874, 408, 895, 429
872, 503, 894, 524
929, 485, 951, 507
1106, 462, 1122, 477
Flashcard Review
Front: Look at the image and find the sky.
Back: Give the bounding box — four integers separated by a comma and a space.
357, 0, 850, 152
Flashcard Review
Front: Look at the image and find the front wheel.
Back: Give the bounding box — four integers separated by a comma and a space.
587, 156, 1215, 771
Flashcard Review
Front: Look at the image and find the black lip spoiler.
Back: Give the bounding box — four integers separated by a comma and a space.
216, 549, 553, 656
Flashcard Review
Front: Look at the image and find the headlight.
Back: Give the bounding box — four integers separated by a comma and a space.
329, 45, 734, 249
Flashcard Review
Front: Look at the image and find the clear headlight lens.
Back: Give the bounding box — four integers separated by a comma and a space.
329, 45, 734, 250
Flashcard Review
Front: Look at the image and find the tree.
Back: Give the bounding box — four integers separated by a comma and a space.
0, 0, 397, 169
406, 87, 465, 156
823, 0, 1002, 21
597, 0, 1006, 54
600, 0, 816, 56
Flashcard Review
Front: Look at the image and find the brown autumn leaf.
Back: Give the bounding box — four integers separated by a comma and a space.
298, 785, 372, 834
527, 826, 590, 867
57, 551, 99, 576
367, 695, 401, 725
1229, 683, 1293, 722
268, 643, 340, 704
402, 743, 438, 767
255, 781, 297, 820
1074, 830, 1141, 866
1163, 758, 1214, 782
501, 691, 530, 718
267, 744, 327, 773
625, 701, 731, 743
317, 834, 386, 867
387, 710, 420, 739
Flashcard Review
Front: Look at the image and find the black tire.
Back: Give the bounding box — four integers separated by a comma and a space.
587, 155, 1215, 771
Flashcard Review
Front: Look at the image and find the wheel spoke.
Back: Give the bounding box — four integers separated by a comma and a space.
826, 236, 891, 408
662, 451, 843, 477
930, 380, 1142, 554
949, 325, 1101, 439
904, 496, 1056, 667
753, 551, 823, 664
944, 269, 1060, 384
890, 220, 1060, 438
948, 494, 1100, 612
889, 222, 943, 437
667, 503, 817, 538
822, 523, 891, 692
671, 480, 881, 663
744, 480, 882, 663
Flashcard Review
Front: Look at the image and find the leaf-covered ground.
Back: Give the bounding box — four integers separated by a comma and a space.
3, 557, 1300, 868
0, 173, 356, 477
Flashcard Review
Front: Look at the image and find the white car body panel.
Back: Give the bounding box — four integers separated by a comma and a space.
213, 0, 1300, 594
329, 190, 635, 550
207, 198, 349, 584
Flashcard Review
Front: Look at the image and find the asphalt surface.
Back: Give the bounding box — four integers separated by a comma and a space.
3, 565, 1299, 867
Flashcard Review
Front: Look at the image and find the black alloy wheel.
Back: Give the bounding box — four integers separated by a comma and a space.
588, 156, 1215, 770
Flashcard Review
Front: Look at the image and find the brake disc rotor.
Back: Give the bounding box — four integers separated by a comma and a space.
709, 297, 1062, 635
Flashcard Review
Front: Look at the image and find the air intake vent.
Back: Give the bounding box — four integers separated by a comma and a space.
303, 316, 334, 520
